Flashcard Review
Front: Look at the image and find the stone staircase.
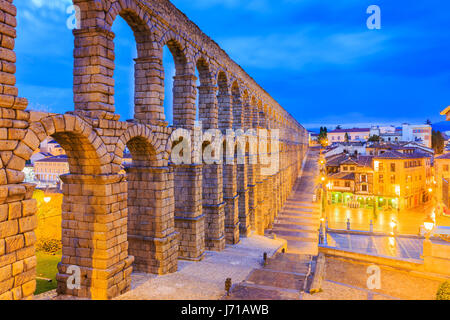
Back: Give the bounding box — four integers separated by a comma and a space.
225, 252, 314, 300
272, 201, 320, 255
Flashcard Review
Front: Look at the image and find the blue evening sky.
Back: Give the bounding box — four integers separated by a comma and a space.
14, 0, 450, 130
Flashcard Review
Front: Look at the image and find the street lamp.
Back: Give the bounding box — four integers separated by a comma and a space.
320, 176, 327, 218
390, 219, 397, 235
424, 216, 435, 240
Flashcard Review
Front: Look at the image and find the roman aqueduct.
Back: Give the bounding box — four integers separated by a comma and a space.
0, 0, 308, 299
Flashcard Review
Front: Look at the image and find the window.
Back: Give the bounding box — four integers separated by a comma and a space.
390, 175, 395, 184
361, 184, 368, 192
379, 174, 384, 183
343, 166, 348, 171
390, 163, 396, 172
361, 175, 367, 183
444, 165, 449, 172
345, 181, 351, 188
350, 166, 355, 171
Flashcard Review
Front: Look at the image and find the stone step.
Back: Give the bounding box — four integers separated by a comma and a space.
273, 222, 318, 230
272, 225, 318, 234
265, 254, 311, 273
278, 233, 318, 243
284, 202, 318, 209
226, 283, 300, 300
277, 211, 320, 218
285, 241, 319, 255
276, 216, 318, 224
245, 269, 306, 291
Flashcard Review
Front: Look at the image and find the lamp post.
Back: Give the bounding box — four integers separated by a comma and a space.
423, 216, 435, 241
390, 219, 397, 236
422, 216, 435, 260
321, 176, 326, 217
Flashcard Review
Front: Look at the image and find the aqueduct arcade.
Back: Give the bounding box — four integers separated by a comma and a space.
0, 0, 308, 300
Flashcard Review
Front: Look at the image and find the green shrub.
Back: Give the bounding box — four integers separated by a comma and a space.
436, 281, 450, 300
36, 238, 62, 255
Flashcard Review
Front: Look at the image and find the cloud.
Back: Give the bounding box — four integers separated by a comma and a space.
30, 0, 72, 11
218, 27, 392, 71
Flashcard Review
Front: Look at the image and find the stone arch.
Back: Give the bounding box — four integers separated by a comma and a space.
232, 80, 243, 129
74, 0, 160, 119
217, 71, 229, 95
21, 114, 111, 175
159, 31, 189, 74
195, 56, 217, 129
242, 89, 252, 130
114, 124, 178, 274
159, 31, 196, 128
114, 124, 169, 169
217, 71, 233, 130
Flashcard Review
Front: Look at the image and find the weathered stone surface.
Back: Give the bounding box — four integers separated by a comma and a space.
0, 0, 308, 301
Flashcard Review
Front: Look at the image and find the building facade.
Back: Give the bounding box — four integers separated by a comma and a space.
401, 123, 432, 148
328, 128, 370, 144
326, 151, 432, 210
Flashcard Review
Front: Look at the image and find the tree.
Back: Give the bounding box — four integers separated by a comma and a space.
368, 135, 381, 142
344, 132, 350, 142
318, 127, 328, 146
425, 119, 432, 125
432, 130, 445, 154
335, 125, 342, 130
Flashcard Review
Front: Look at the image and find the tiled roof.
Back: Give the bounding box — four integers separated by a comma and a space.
436, 153, 450, 160
329, 172, 355, 180
35, 155, 68, 163
356, 155, 374, 168
325, 154, 348, 166
373, 150, 428, 159
329, 128, 370, 133
341, 158, 359, 165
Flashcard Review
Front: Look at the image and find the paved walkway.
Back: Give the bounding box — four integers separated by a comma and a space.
325, 232, 423, 260
270, 150, 321, 255
226, 150, 322, 300
115, 236, 285, 300
36, 236, 285, 300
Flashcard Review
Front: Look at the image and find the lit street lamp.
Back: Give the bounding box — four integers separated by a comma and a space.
423, 216, 435, 240
390, 219, 397, 235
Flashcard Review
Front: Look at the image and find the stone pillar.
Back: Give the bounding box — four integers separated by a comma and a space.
218, 91, 239, 244
202, 163, 226, 251
173, 164, 205, 260
233, 93, 249, 237
244, 100, 257, 233
173, 74, 197, 129
172, 70, 205, 259
198, 85, 226, 251
73, 27, 117, 120
0, 0, 38, 300
237, 159, 249, 237
255, 162, 264, 236
133, 54, 166, 125
56, 174, 133, 300
126, 167, 178, 274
